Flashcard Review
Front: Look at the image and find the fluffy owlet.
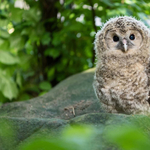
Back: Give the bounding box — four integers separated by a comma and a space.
93, 16, 150, 115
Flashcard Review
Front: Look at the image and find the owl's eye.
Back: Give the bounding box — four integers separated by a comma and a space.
129, 34, 135, 40
113, 36, 119, 42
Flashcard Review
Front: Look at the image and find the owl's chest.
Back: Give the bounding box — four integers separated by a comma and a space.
103, 63, 149, 101
104, 63, 148, 90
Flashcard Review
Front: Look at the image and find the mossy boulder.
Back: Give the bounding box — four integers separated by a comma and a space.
0, 68, 150, 150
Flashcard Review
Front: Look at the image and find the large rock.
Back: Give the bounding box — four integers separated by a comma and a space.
0, 68, 150, 150
0, 68, 100, 119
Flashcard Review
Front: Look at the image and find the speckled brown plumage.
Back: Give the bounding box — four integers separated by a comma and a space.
93, 16, 150, 115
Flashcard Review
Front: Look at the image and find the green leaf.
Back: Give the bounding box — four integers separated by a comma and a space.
18, 93, 31, 101
16, 72, 22, 87
23, 7, 41, 23
0, 38, 4, 45
1, 77, 18, 100
0, 40, 10, 51
20, 139, 67, 150
0, 28, 9, 38
39, 91, 47, 96
0, 91, 7, 103
28, 29, 39, 43
21, 27, 32, 35
44, 48, 60, 59
0, 50, 19, 65
0, 19, 9, 28
0, 10, 8, 19
63, 125, 94, 141
47, 67, 55, 81
41, 33, 51, 45
39, 81, 51, 91
64, 0, 73, 6
9, 32, 25, 50
9, 5, 23, 22
105, 124, 150, 150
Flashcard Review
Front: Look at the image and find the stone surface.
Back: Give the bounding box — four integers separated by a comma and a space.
0, 68, 100, 120
0, 68, 150, 150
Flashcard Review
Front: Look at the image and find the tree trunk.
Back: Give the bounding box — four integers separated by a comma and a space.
38, 0, 59, 83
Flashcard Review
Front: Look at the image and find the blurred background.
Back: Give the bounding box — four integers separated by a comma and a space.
0, 0, 150, 103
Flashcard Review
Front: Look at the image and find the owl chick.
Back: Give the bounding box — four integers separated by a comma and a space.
93, 16, 150, 115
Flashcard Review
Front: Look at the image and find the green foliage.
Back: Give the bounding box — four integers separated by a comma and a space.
19, 125, 96, 150
105, 124, 150, 150
1, 119, 150, 150
0, 120, 15, 150
1, 0, 150, 102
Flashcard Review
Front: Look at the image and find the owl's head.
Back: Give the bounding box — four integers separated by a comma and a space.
95, 16, 150, 57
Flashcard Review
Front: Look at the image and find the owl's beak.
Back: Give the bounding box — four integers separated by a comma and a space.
122, 39, 128, 52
